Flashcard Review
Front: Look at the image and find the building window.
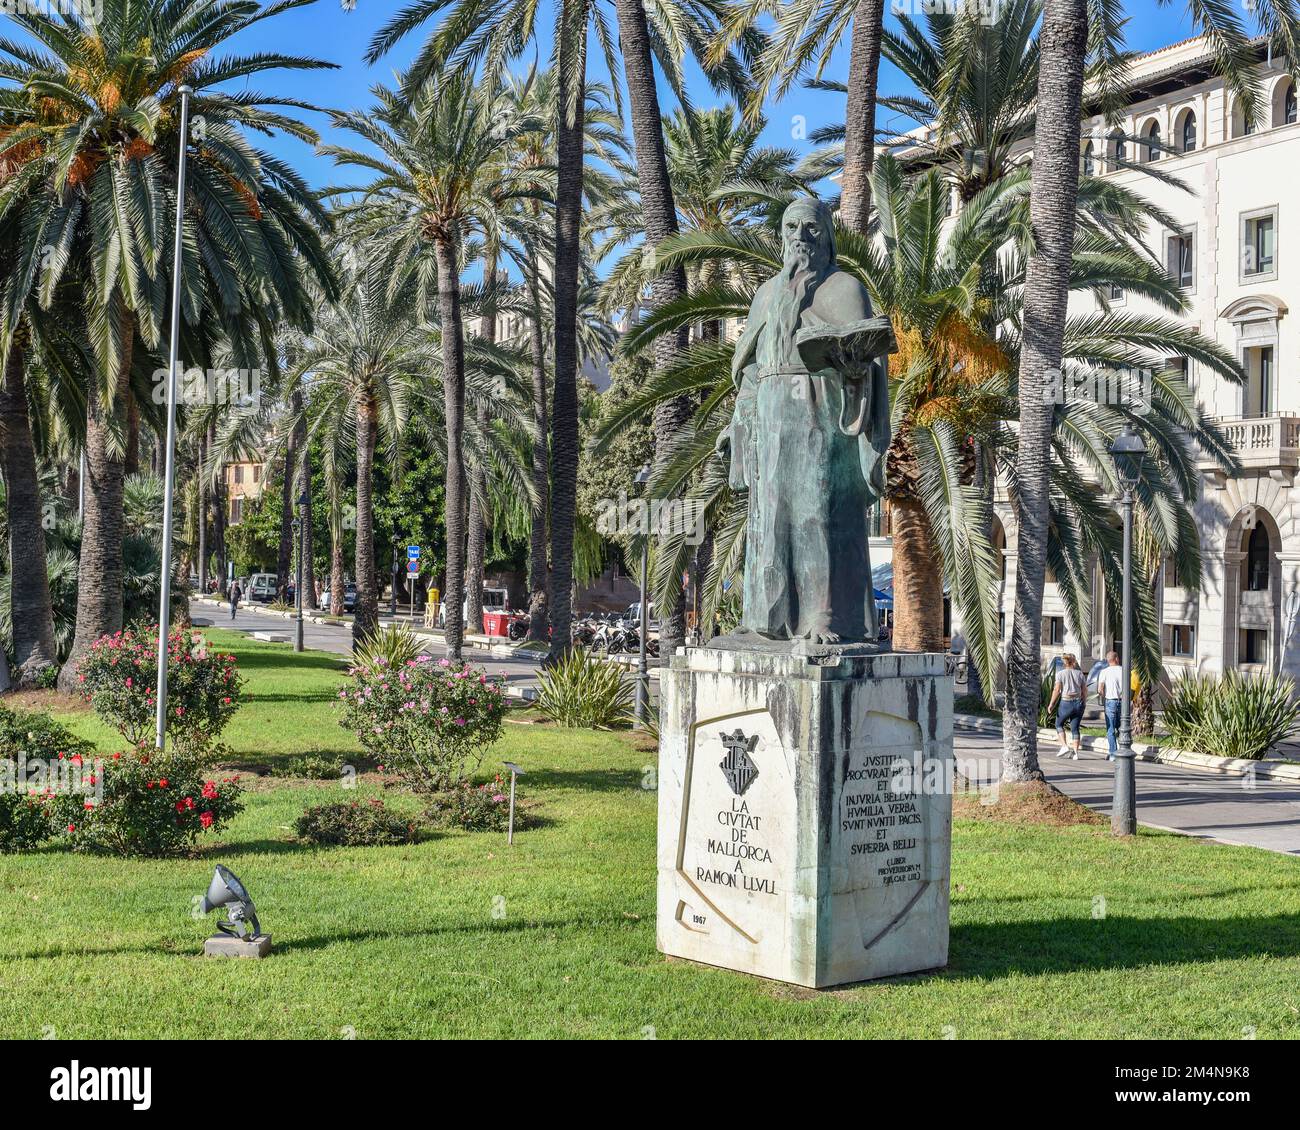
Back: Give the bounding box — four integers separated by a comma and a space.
1108, 284, 1126, 304
1167, 624, 1195, 657
1241, 628, 1268, 665
1163, 557, 1179, 586
1241, 208, 1277, 281
1144, 120, 1161, 162
1245, 345, 1274, 416
252, 464, 261, 484
1081, 141, 1095, 176
1041, 616, 1065, 646
233, 464, 244, 485
1287, 83, 1298, 125
1108, 131, 1126, 169
1180, 111, 1197, 152
1247, 523, 1271, 592
1167, 230, 1195, 291
1232, 99, 1254, 138
230, 496, 243, 525
999, 612, 1006, 640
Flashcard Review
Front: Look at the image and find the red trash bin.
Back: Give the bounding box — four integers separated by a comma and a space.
483, 611, 508, 638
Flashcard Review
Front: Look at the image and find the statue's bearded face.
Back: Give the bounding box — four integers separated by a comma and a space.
781, 205, 831, 274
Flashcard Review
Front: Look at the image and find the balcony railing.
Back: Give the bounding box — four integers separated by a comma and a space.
1207, 414, 1300, 472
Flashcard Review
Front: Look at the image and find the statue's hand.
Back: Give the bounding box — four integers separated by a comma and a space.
715, 427, 731, 460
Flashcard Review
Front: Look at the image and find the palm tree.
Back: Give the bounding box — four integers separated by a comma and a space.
325, 74, 540, 656
998, 0, 1300, 779
368, 0, 641, 661
0, 0, 336, 691
712, 0, 885, 231
279, 247, 425, 645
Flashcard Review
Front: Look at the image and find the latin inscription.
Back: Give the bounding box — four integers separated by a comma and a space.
840, 753, 925, 886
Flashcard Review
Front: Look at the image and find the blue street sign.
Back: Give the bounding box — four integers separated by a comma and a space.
406, 545, 420, 561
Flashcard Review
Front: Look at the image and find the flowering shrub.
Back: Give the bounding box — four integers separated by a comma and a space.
423, 773, 534, 833
76, 626, 243, 755
295, 798, 419, 846
0, 707, 100, 852
0, 793, 60, 852
64, 747, 244, 857
338, 655, 505, 793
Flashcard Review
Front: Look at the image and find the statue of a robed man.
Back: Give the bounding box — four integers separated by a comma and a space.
717, 196, 894, 647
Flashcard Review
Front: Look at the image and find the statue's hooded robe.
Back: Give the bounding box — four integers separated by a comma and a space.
724, 199, 892, 643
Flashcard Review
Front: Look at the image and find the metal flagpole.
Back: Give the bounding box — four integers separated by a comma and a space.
154, 84, 194, 752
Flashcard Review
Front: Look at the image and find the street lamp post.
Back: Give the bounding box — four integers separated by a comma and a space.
153, 83, 194, 753
634, 463, 651, 730
293, 490, 307, 652
1109, 426, 1147, 836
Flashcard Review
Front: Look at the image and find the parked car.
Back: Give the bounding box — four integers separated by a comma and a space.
247, 573, 278, 603
320, 582, 358, 612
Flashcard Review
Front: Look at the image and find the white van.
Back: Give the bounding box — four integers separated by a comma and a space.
247, 573, 278, 602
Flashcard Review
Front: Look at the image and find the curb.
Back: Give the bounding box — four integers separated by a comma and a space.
953, 711, 1300, 783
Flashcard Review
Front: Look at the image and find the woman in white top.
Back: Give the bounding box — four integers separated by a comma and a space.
1047, 653, 1088, 760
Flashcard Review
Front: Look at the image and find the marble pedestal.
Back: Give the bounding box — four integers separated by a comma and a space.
656, 645, 953, 988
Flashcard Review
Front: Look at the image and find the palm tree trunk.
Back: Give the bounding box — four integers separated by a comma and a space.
277, 410, 297, 601
59, 309, 134, 692
330, 492, 345, 616
547, 17, 587, 663
210, 423, 227, 593
839, 0, 886, 233
613, 0, 691, 659
0, 339, 58, 683
1002, 0, 1088, 782
435, 238, 468, 659
527, 261, 550, 644
352, 385, 380, 645
298, 426, 317, 611
891, 496, 945, 651
197, 433, 208, 594
125, 391, 140, 475
465, 257, 497, 636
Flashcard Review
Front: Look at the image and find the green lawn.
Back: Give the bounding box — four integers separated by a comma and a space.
2, 630, 1299, 1039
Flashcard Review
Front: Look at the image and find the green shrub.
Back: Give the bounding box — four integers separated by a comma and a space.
535, 648, 632, 729
65, 747, 244, 857
1163, 671, 1300, 760
268, 599, 293, 612
75, 626, 243, 755
1038, 667, 1056, 729
338, 655, 506, 793
0, 706, 99, 853
0, 793, 61, 852
423, 774, 533, 833
0, 704, 95, 763
283, 752, 349, 780
353, 623, 423, 668
295, 798, 419, 846
35, 665, 59, 690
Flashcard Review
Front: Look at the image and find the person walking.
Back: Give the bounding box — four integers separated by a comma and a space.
229, 579, 242, 621
1048, 652, 1087, 760
1096, 650, 1125, 762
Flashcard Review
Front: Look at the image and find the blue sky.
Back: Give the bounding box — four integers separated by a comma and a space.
228, 0, 1201, 190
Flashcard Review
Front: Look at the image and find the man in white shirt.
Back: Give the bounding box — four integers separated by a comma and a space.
1095, 651, 1125, 762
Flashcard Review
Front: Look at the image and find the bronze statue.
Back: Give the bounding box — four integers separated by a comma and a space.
717, 196, 893, 648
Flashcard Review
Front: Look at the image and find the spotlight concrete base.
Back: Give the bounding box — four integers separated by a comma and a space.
204, 933, 273, 958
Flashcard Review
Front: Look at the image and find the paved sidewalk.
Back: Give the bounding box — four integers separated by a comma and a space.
956, 726, 1300, 856
190, 598, 548, 700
